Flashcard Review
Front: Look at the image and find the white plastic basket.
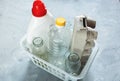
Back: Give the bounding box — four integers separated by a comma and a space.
20, 35, 99, 81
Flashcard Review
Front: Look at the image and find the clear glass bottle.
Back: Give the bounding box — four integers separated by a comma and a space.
65, 52, 81, 76
48, 17, 69, 70
29, 37, 48, 61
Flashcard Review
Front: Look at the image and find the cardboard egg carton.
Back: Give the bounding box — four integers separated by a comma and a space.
71, 15, 98, 64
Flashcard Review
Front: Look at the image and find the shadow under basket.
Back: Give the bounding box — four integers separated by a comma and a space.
20, 36, 99, 81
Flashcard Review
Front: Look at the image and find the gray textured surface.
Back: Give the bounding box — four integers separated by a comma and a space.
0, 0, 120, 81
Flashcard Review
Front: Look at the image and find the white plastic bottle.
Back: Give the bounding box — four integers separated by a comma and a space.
26, 0, 54, 61
48, 17, 70, 70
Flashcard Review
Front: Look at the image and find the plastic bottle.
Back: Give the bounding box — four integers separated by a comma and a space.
48, 17, 70, 70
26, 0, 54, 61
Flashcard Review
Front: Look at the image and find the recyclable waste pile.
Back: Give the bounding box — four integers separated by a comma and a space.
20, 0, 98, 79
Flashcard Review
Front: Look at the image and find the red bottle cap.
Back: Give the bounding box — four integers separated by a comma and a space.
32, 0, 47, 17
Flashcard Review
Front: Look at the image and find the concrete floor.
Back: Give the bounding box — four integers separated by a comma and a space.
0, 0, 120, 81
